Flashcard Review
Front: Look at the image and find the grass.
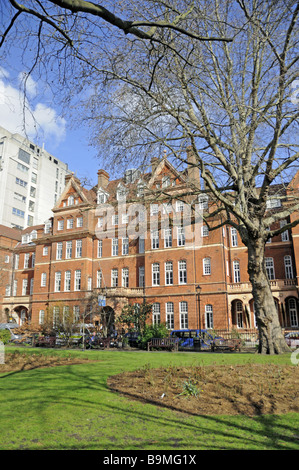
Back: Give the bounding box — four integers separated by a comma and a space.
0, 346, 299, 450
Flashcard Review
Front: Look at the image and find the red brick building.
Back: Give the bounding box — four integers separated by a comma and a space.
1, 155, 299, 333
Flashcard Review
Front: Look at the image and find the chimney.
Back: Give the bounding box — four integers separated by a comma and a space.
97, 169, 109, 189
151, 157, 160, 174
65, 172, 74, 185
186, 147, 200, 186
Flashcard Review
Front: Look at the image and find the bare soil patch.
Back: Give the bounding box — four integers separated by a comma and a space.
108, 363, 299, 416
0, 351, 90, 372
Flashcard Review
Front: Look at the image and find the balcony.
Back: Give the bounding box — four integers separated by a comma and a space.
103, 287, 144, 298
228, 279, 297, 293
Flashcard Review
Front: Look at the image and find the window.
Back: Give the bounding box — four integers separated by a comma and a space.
164, 228, 172, 248
203, 258, 211, 275
284, 255, 293, 279
74, 270, 81, 291
22, 279, 28, 295
112, 214, 118, 226
44, 221, 52, 233
176, 200, 184, 212
122, 268, 129, 287
24, 253, 30, 268
139, 266, 145, 287
39, 310, 45, 325
97, 270, 102, 288
68, 195, 74, 206
66, 241, 72, 259
112, 238, 118, 256
4, 255, 9, 264
73, 306, 80, 323
16, 177, 27, 188
166, 302, 174, 329
67, 218, 74, 229
56, 242, 63, 260
231, 228, 238, 247
31, 253, 35, 267
55, 272, 61, 292
77, 216, 83, 228
5, 285, 11, 296
150, 204, 159, 216
14, 192, 26, 203
76, 239, 82, 258
17, 162, 29, 172
13, 280, 18, 296
41, 272, 47, 287
178, 260, 187, 284
12, 207, 25, 218
205, 305, 214, 329
266, 198, 281, 209
18, 148, 30, 164
198, 194, 209, 209
288, 298, 298, 327
53, 307, 60, 328
233, 260, 241, 283
97, 191, 108, 204
139, 236, 145, 253
14, 254, 19, 269
30, 278, 34, 295
177, 226, 185, 246
265, 258, 275, 280
122, 213, 129, 224
152, 263, 160, 286
31, 173, 37, 184
179, 302, 188, 329
122, 237, 129, 255
64, 271, 71, 291
162, 175, 170, 188
151, 230, 159, 249
152, 303, 161, 324
165, 261, 173, 285
202, 225, 209, 237
111, 269, 118, 287
280, 220, 289, 241
162, 202, 172, 214
88, 277, 92, 291
58, 219, 64, 231
235, 301, 243, 328
43, 246, 48, 256
98, 240, 102, 258
28, 200, 35, 212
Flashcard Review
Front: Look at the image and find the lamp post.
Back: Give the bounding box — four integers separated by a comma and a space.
196, 284, 202, 330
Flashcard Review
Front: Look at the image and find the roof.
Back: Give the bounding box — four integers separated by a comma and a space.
0, 225, 22, 241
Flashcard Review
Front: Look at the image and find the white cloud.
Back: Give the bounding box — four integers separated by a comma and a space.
0, 69, 66, 146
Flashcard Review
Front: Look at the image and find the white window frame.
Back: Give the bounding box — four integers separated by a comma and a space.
64, 271, 71, 291
165, 261, 173, 285
152, 263, 160, 286
178, 260, 187, 284
74, 270, 81, 291
233, 260, 241, 283
284, 255, 293, 279
55, 271, 61, 292
122, 267, 129, 288
179, 301, 188, 329
203, 258, 211, 276
76, 239, 82, 258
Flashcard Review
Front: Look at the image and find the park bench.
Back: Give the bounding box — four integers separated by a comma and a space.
147, 337, 179, 352
211, 337, 242, 352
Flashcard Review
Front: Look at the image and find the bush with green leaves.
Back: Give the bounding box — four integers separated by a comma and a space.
0, 329, 11, 345
140, 323, 169, 349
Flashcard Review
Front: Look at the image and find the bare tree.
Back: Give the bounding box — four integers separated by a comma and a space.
1, 0, 299, 353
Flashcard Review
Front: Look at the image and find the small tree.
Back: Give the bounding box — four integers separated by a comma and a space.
118, 302, 153, 335
140, 323, 169, 349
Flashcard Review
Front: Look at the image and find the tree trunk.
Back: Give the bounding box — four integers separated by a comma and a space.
247, 238, 290, 354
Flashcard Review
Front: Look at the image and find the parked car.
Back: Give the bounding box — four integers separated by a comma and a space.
124, 331, 141, 347
285, 332, 299, 348
0, 323, 24, 343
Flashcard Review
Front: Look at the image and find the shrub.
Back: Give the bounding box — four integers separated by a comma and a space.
0, 329, 11, 345
140, 323, 169, 349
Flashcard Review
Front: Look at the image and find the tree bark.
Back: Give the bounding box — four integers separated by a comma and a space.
247, 237, 290, 354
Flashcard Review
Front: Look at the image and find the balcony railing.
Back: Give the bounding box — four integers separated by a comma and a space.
228, 279, 297, 292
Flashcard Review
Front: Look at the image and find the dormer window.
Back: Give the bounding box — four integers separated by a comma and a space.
116, 184, 127, 201
22, 234, 29, 244
68, 195, 74, 206
29, 230, 37, 241
97, 189, 108, 204
266, 198, 282, 209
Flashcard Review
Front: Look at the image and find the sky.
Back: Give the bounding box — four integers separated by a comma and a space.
0, 65, 100, 187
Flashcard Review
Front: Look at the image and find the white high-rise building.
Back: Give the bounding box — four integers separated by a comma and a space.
0, 126, 70, 229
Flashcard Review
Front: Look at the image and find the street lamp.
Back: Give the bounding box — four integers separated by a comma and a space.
196, 285, 202, 331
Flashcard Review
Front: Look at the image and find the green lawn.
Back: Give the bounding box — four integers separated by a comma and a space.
0, 347, 298, 450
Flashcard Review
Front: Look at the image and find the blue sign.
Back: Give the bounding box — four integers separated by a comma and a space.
98, 295, 106, 307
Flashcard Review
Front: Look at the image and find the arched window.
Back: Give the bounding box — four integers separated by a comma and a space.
203, 258, 211, 275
